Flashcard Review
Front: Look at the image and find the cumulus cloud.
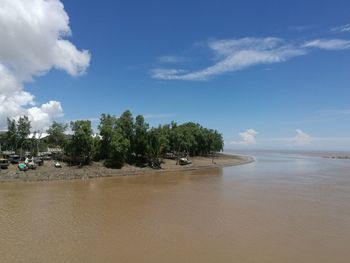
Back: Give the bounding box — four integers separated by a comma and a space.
0, 0, 90, 130
294, 129, 312, 146
261, 129, 313, 147
232, 129, 258, 145
303, 39, 350, 50
27, 101, 64, 131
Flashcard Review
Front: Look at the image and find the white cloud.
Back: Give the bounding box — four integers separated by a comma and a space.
157, 55, 186, 64
151, 68, 188, 80
27, 101, 64, 131
265, 129, 312, 147
152, 37, 305, 81
330, 24, 350, 33
152, 36, 350, 81
0, 0, 91, 131
320, 109, 350, 116
143, 114, 175, 119
232, 129, 258, 145
288, 25, 314, 32
28, 132, 49, 140
294, 129, 312, 146
303, 39, 350, 50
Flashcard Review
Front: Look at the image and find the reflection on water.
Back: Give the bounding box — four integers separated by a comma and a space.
1, 151, 350, 263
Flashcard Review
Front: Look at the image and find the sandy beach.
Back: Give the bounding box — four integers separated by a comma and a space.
0, 153, 253, 182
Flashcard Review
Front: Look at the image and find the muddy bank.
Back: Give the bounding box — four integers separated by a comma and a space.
0, 154, 253, 182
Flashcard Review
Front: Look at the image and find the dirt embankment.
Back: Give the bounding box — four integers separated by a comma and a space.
0, 154, 253, 182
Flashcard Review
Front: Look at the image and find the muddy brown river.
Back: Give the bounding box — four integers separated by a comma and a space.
1, 151, 350, 263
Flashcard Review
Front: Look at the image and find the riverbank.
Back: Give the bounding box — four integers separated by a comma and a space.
0, 154, 253, 182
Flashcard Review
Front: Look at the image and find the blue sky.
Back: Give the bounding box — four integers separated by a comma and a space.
2, 0, 350, 150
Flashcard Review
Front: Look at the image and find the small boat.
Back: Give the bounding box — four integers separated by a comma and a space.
0, 158, 9, 169
18, 163, 29, 171
33, 157, 44, 166
54, 162, 62, 168
9, 154, 20, 164
27, 162, 37, 169
179, 158, 192, 165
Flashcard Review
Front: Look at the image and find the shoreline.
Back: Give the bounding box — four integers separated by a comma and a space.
0, 154, 253, 183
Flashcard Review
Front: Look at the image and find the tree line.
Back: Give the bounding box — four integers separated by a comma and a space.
1, 110, 224, 169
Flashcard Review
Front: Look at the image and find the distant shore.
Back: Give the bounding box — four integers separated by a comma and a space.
0, 153, 253, 183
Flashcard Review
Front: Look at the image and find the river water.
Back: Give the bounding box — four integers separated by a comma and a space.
1, 151, 350, 263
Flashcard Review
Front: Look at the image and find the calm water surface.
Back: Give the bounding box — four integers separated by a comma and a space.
1, 151, 350, 263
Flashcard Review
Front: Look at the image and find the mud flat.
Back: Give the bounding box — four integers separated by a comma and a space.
0, 153, 253, 182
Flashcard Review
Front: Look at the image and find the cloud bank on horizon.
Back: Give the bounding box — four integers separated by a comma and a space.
232, 129, 259, 145
294, 129, 312, 146
151, 34, 350, 81
231, 129, 313, 147
0, 0, 90, 131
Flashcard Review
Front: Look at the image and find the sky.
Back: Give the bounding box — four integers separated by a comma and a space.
1, 0, 350, 150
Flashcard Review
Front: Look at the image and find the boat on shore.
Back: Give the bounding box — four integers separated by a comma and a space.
179, 157, 192, 165
0, 158, 9, 169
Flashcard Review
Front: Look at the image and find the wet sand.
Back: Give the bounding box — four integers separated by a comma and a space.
0, 154, 252, 182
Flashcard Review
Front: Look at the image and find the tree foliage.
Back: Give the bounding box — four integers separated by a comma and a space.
147, 126, 169, 168
133, 115, 149, 158
46, 121, 68, 147
6, 118, 17, 150
67, 120, 93, 165
2, 110, 224, 169
98, 114, 116, 160
17, 116, 31, 150
105, 129, 130, 168
4, 116, 31, 152
70, 110, 223, 168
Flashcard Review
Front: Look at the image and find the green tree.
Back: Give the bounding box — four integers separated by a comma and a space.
69, 120, 93, 165
6, 118, 17, 150
94, 109, 225, 169
0, 132, 7, 153
116, 110, 134, 142
105, 129, 130, 168
17, 116, 31, 155
204, 129, 224, 163
91, 135, 101, 161
98, 114, 116, 160
134, 115, 149, 158
46, 121, 68, 147
116, 110, 134, 161
97, 112, 133, 168
29, 131, 39, 156
147, 127, 168, 168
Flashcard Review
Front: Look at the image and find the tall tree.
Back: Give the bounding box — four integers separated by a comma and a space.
6, 118, 17, 150
116, 110, 134, 161
97, 112, 132, 168
17, 116, 31, 154
46, 121, 68, 147
105, 129, 130, 168
133, 115, 149, 158
94, 110, 225, 169
116, 110, 134, 142
69, 120, 93, 165
98, 114, 116, 160
147, 127, 168, 168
